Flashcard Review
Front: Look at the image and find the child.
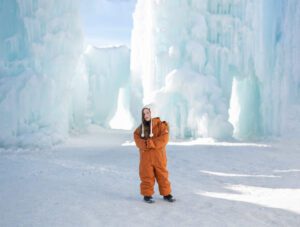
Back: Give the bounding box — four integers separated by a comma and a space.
133, 105, 176, 203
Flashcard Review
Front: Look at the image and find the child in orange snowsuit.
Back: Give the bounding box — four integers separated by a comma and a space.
133, 105, 175, 203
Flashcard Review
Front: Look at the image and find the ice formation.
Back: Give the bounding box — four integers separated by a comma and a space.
84, 45, 132, 129
130, 0, 300, 140
0, 0, 299, 147
0, 0, 89, 147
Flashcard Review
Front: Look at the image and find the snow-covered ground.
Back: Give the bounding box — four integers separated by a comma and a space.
1, 125, 300, 227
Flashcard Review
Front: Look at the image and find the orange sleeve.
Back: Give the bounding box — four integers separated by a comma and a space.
133, 128, 148, 150
146, 122, 169, 149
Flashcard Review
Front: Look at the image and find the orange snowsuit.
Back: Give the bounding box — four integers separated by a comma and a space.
134, 117, 172, 196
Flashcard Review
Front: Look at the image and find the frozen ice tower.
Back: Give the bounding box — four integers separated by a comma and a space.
130, 0, 300, 140
0, 0, 89, 147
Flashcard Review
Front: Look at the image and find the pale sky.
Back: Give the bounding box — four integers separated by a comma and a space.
80, 0, 137, 48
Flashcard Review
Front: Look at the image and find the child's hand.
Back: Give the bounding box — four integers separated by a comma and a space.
146, 139, 155, 149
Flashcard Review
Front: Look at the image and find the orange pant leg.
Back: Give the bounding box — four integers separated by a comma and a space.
154, 165, 172, 196
139, 152, 155, 196
152, 148, 172, 196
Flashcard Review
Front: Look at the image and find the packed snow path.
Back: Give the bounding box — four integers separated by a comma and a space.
1, 126, 300, 227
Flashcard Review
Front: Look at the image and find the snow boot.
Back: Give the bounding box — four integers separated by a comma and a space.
163, 194, 176, 202
144, 196, 155, 203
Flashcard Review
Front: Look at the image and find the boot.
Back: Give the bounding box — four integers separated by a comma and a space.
163, 194, 176, 202
144, 196, 155, 203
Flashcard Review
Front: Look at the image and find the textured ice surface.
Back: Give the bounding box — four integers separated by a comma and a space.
84, 45, 132, 129
0, 0, 89, 147
130, 0, 300, 140
0, 0, 299, 147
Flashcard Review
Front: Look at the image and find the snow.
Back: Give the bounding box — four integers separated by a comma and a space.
0, 1, 299, 224
1, 125, 300, 227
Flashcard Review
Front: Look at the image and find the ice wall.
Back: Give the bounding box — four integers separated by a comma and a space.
84, 45, 132, 128
131, 0, 300, 140
228, 0, 300, 139
131, 0, 235, 139
0, 0, 299, 146
0, 0, 89, 147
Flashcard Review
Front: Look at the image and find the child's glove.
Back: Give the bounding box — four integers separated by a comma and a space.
146, 139, 156, 149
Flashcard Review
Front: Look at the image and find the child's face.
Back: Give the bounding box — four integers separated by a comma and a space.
143, 108, 151, 121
